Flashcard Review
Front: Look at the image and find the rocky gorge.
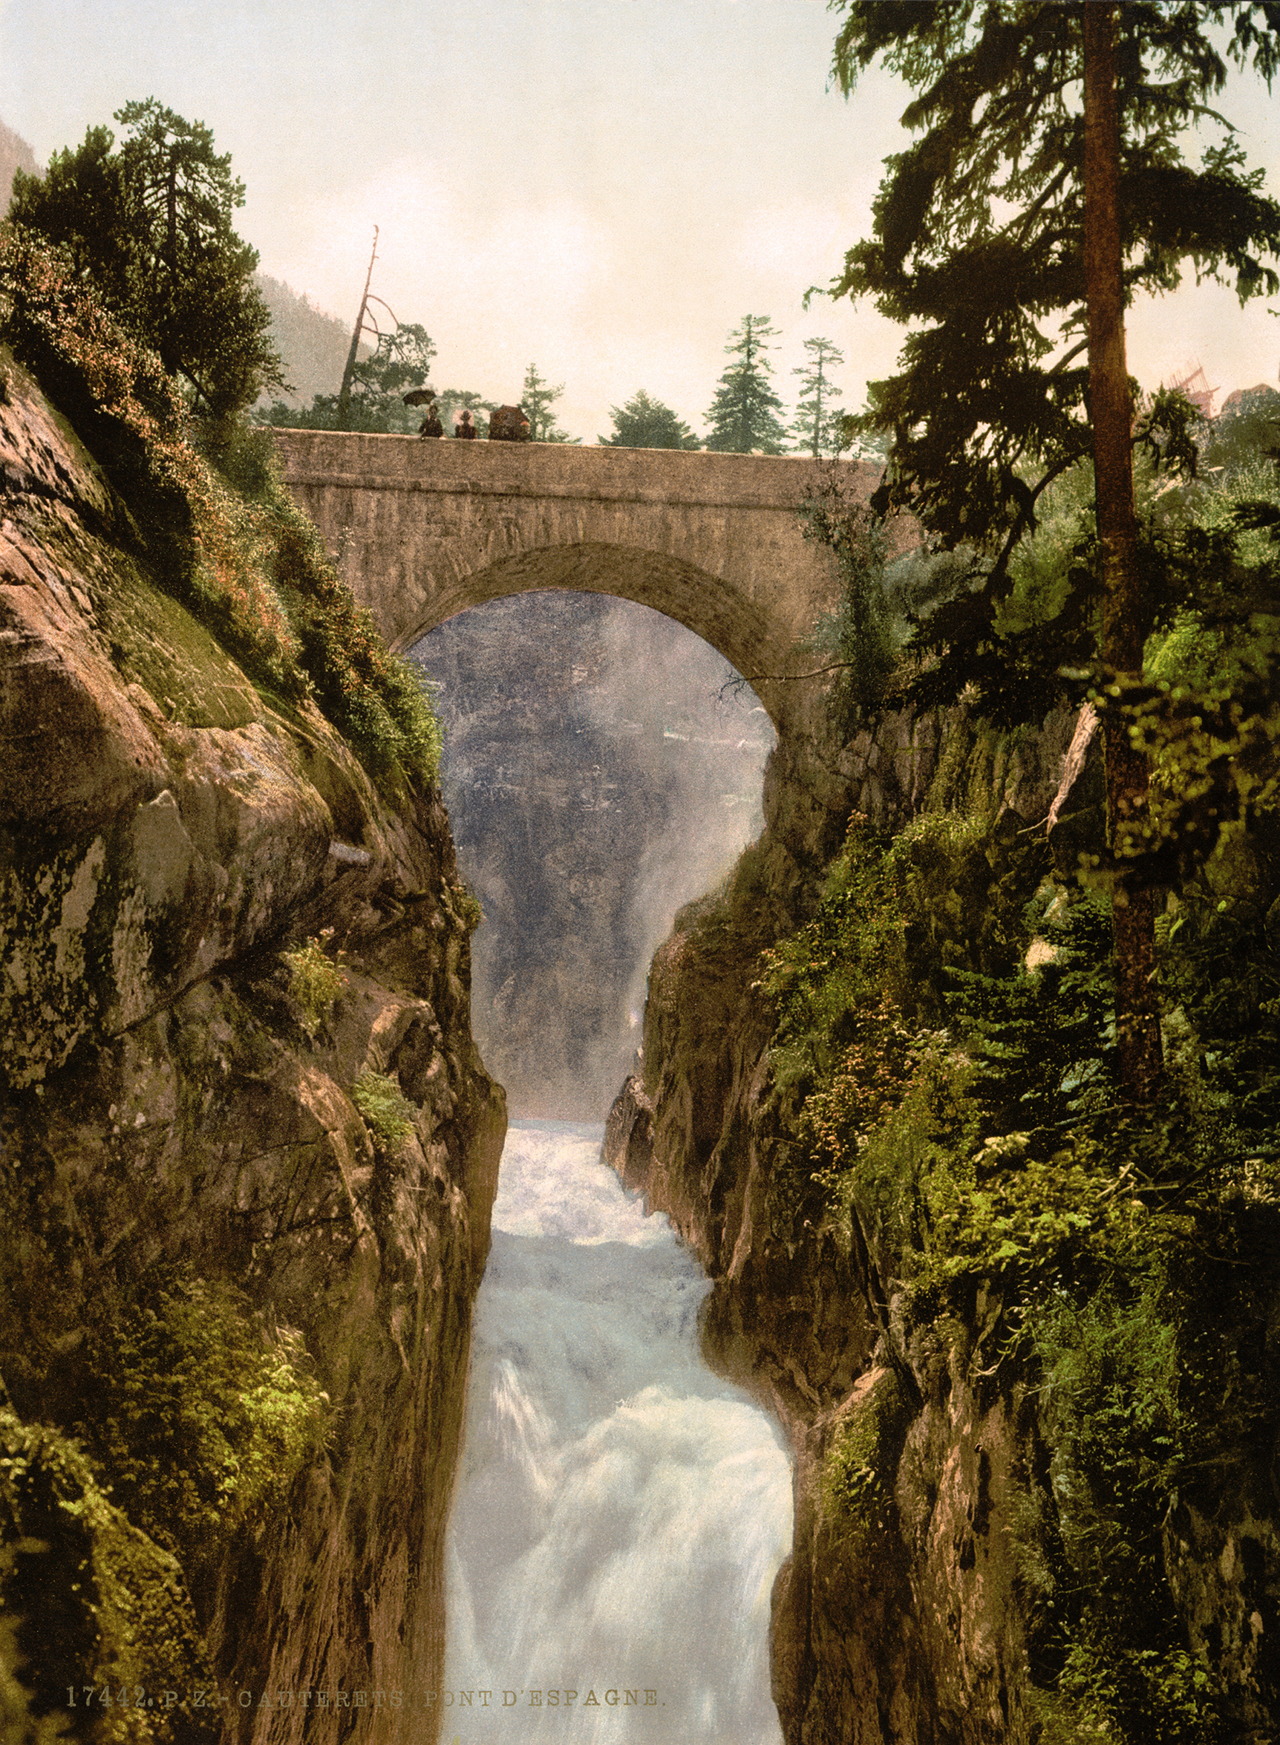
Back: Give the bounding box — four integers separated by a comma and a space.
0, 321, 503, 1741
1, 219, 1276, 1745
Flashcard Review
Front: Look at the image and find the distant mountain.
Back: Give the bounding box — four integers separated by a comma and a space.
255, 273, 356, 407
0, 118, 39, 210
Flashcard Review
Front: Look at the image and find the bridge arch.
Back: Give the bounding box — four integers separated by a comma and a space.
273, 431, 879, 744
393, 542, 783, 722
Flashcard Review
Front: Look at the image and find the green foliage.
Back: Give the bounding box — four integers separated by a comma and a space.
599, 388, 700, 449
830, 3, 1280, 552
762, 809, 1046, 1074
521, 362, 577, 442
948, 892, 1119, 1137
0, 232, 442, 787
1071, 448, 1280, 887
270, 507, 443, 785
791, 336, 846, 458
258, 320, 437, 434
1160, 860, 1280, 1139
68, 1272, 329, 1566
824, 3, 1280, 746
755, 769, 1279, 1738
799, 475, 897, 724
758, 815, 902, 1083
1024, 1285, 1233, 1745
281, 931, 348, 1035
0, 1409, 218, 1742
752, 396, 1280, 1731
351, 1070, 416, 1147
821, 1369, 906, 1547
451, 884, 484, 933
9, 100, 282, 417
703, 314, 789, 454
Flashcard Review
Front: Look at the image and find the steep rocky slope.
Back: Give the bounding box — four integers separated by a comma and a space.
0, 119, 39, 212
0, 349, 504, 1742
609, 689, 1280, 1743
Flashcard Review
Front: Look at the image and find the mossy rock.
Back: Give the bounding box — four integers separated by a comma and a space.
0, 1409, 219, 1744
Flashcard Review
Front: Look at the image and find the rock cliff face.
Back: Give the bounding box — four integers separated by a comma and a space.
606, 705, 1083, 1743
0, 352, 504, 1742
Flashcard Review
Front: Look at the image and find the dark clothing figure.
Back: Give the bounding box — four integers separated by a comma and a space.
417, 410, 444, 439
488, 404, 531, 441
455, 410, 478, 439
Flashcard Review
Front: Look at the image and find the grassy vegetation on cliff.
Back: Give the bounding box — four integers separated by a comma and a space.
0, 196, 444, 1717
0, 227, 441, 789
0, 1409, 220, 1743
67, 1271, 331, 1567
758, 417, 1280, 1741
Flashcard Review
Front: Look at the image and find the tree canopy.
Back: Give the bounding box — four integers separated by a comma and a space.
832, 3, 1280, 568
826, 0, 1280, 1103
260, 321, 437, 433
521, 362, 577, 441
600, 389, 700, 449
791, 336, 846, 457
9, 99, 282, 417
704, 314, 789, 454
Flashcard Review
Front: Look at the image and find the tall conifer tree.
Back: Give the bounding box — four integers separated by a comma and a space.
791, 336, 847, 457
521, 363, 576, 442
829, 0, 1280, 1102
704, 314, 789, 453
10, 99, 282, 416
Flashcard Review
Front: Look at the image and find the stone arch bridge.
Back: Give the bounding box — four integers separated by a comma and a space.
273, 432, 878, 744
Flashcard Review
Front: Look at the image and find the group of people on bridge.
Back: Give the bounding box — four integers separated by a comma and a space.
403, 388, 531, 442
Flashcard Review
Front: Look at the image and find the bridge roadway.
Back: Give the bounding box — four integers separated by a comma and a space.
273, 431, 879, 740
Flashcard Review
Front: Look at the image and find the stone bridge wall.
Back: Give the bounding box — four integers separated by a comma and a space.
273, 432, 878, 741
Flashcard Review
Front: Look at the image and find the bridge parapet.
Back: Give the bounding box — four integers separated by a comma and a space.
274, 429, 868, 510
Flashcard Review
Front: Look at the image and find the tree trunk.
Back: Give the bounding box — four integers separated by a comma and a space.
1082, 2, 1163, 1103
337, 227, 378, 432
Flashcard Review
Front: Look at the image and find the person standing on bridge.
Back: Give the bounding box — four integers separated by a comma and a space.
455, 408, 478, 439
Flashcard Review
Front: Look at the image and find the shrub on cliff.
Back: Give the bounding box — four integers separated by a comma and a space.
8, 99, 282, 419
66, 1271, 330, 1569
0, 228, 441, 786
756, 789, 1278, 1741
0, 1408, 221, 1740
351, 1070, 416, 1148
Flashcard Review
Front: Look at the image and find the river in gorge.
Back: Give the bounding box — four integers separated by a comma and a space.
443, 1118, 793, 1745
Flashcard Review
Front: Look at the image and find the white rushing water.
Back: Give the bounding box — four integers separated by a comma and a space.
444, 1119, 793, 1745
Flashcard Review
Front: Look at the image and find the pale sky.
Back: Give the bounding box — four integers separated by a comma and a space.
2, 0, 1278, 441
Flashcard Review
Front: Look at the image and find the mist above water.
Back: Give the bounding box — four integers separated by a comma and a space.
413, 590, 774, 1119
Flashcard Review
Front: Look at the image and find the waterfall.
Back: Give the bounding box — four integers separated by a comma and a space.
444, 1119, 792, 1743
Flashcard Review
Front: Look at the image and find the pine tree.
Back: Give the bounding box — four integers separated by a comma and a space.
829, 1, 1280, 1103
520, 363, 577, 442
703, 315, 789, 454
10, 100, 281, 416
791, 337, 846, 457
600, 389, 700, 449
